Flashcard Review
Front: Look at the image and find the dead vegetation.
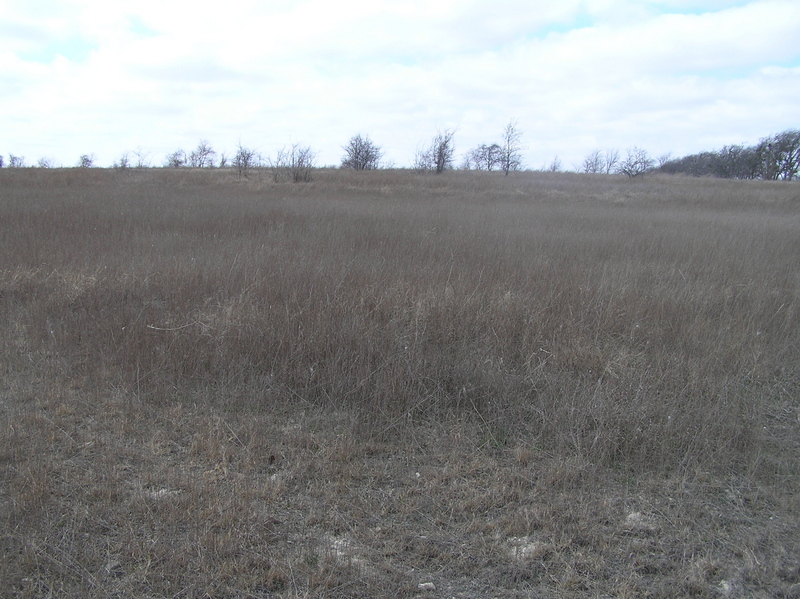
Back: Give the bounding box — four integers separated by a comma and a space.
1, 167, 799, 597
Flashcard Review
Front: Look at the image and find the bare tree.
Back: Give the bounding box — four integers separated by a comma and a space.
78, 154, 95, 168
582, 149, 604, 173
776, 129, 800, 181
233, 142, 260, 178
415, 129, 456, 174
500, 120, 523, 175
604, 149, 620, 174
37, 157, 55, 168
657, 152, 673, 168
617, 147, 654, 177
714, 145, 756, 179
464, 143, 502, 171
9, 155, 25, 168
165, 149, 187, 168
270, 143, 316, 183
113, 152, 131, 170
413, 146, 432, 172
0, 155, 4, 168
548, 156, 562, 172
341, 134, 383, 170
189, 140, 216, 168
432, 129, 456, 174
757, 130, 800, 181
133, 147, 151, 169
657, 131, 799, 180
218, 153, 228, 168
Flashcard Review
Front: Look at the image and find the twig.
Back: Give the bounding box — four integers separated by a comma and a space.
146, 321, 200, 331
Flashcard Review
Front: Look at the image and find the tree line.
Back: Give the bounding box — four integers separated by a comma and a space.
3, 126, 797, 182
0, 121, 525, 182
658, 129, 800, 181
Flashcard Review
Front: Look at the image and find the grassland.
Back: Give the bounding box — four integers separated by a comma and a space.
1, 167, 798, 598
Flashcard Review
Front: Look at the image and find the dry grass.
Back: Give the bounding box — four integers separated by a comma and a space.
1, 167, 799, 597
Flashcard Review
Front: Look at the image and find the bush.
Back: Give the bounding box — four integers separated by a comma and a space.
270, 144, 316, 182
341, 134, 383, 170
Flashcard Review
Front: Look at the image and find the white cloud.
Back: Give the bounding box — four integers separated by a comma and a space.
0, 0, 798, 168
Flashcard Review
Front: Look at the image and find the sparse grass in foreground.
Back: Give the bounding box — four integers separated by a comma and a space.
1, 168, 799, 597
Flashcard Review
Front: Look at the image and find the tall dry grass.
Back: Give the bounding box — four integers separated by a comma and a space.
2, 167, 799, 597
2, 168, 798, 471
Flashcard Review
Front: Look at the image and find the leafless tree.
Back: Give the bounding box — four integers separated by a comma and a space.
78, 154, 95, 168
0, 155, 4, 168
500, 120, 523, 175
341, 134, 383, 170
37, 157, 55, 168
113, 152, 131, 170
657, 152, 673, 168
270, 143, 316, 183
233, 142, 260, 178
415, 129, 456, 174
9, 155, 25, 168
775, 129, 800, 180
464, 143, 502, 170
548, 156, 562, 172
189, 140, 216, 168
133, 147, 151, 168
604, 149, 620, 174
413, 146, 431, 172
657, 131, 800, 180
582, 149, 604, 173
756, 130, 800, 180
715, 145, 757, 179
165, 149, 187, 168
617, 147, 654, 177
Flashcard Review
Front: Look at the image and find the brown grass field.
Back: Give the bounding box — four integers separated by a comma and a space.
1, 167, 799, 598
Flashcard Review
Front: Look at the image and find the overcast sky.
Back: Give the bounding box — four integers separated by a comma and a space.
1, 0, 799, 169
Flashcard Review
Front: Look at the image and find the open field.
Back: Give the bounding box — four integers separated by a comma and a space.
1, 167, 799, 598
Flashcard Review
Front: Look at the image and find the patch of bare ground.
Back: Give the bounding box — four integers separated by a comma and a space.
1, 168, 799, 597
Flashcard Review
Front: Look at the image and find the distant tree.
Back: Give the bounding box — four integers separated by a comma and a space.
617, 147, 654, 177
341, 134, 383, 170
432, 130, 456, 173
165, 149, 187, 168
463, 143, 502, 171
133, 147, 151, 168
712, 145, 750, 179
78, 154, 95, 168
604, 149, 620, 174
37, 157, 55, 168
270, 143, 316, 183
548, 156, 562, 172
412, 147, 429, 172
733, 146, 760, 180
189, 140, 216, 168
658, 129, 800, 181
218, 153, 228, 168
9, 155, 25, 168
582, 149, 604, 173
661, 151, 716, 177
233, 142, 259, 178
657, 152, 672, 168
0, 155, 4, 168
757, 129, 800, 181
113, 152, 131, 170
776, 129, 800, 180
415, 129, 456, 174
500, 120, 523, 175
